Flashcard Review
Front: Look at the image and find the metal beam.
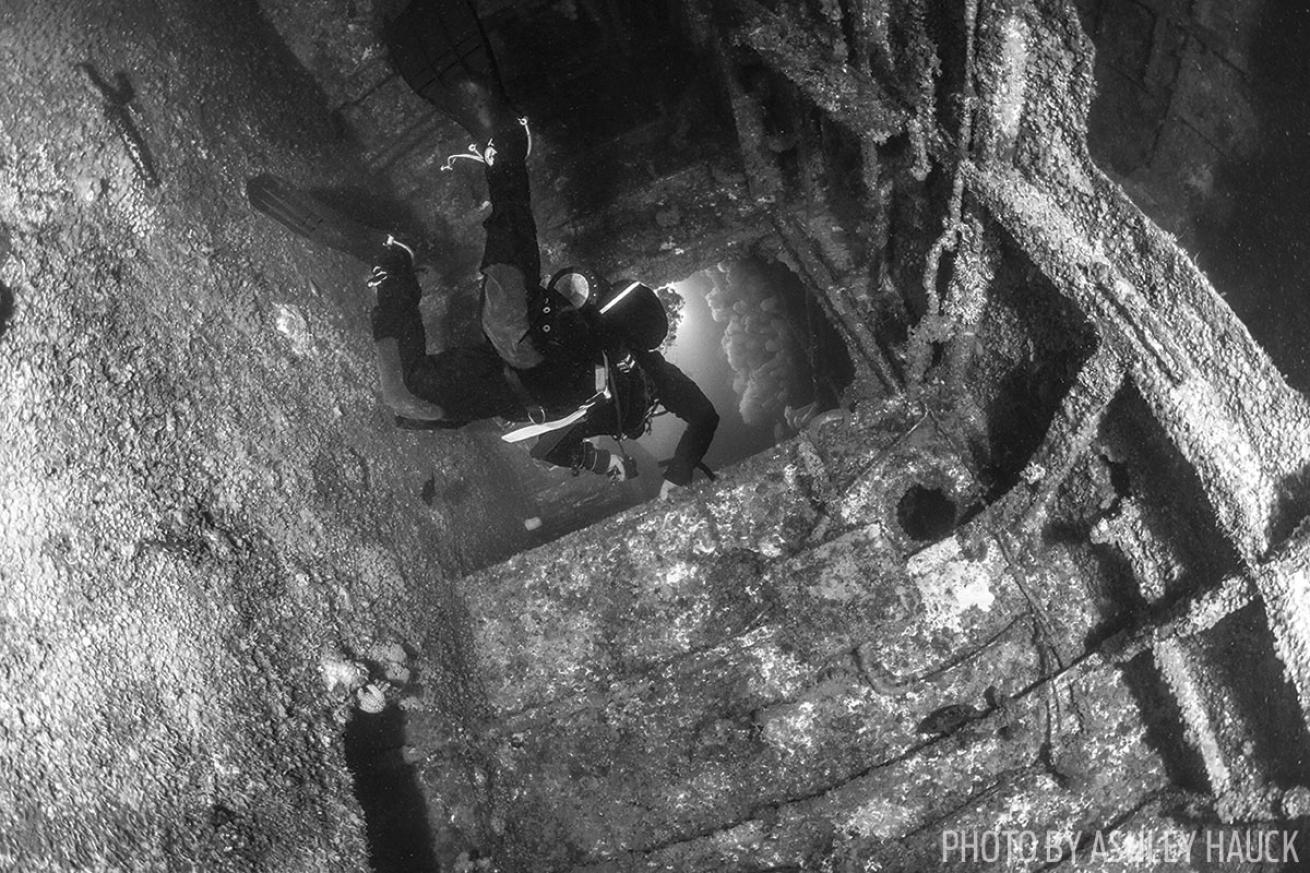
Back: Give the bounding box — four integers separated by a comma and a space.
729, 0, 908, 143
771, 213, 903, 392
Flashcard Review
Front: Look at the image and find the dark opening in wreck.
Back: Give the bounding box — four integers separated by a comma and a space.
896, 483, 957, 543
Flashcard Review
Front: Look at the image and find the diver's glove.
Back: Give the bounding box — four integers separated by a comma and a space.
576, 442, 636, 481
659, 479, 682, 500
368, 235, 417, 287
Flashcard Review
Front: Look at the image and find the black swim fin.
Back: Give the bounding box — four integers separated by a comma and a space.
245, 173, 391, 263
385, 0, 517, 142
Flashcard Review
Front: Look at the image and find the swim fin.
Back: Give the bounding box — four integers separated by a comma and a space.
385, 0, 516, 142
245, 173, 391, 263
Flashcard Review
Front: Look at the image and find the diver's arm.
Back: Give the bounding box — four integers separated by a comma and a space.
530, 421, 631, 479
636, 351, 719, 487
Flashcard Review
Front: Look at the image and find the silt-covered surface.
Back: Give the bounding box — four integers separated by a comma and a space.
0, 1, 563, 869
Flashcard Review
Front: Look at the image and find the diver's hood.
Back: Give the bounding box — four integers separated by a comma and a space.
597, 279, 668, 351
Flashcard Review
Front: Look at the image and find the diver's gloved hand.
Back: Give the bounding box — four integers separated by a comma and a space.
605, 453, 637, 482
368, 234, 417, 287
659, 479, 682, 500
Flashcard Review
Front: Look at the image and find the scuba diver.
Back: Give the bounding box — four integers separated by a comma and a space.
366, 0, 718, 496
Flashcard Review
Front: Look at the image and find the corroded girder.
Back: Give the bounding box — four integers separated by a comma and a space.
964, 163, 1298, 562
771, 213, 902, 392
1082, 515, 1310, 816
995, 344, 1124, 539
728, 0, 907, 143
959, 0, 1310, 821
961, 0, 1310, 565
1154, 637, 1282, 821
680, 0, 784, 202
1099, 498, 1281, 819
1253, 528, 1310, 746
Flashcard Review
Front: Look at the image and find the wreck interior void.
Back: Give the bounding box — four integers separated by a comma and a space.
5, 0, 1310, 871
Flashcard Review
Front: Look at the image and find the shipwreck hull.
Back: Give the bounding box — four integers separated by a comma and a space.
3, 0, 1310, 871
418, 0, 1310, 867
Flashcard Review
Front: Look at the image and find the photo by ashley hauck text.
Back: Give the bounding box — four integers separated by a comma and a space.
940, 827, 1300, 866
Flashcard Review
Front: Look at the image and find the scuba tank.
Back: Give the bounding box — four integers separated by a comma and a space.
520, 268, 668, 441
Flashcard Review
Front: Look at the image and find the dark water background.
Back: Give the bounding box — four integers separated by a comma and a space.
1195, 1, 1310, 392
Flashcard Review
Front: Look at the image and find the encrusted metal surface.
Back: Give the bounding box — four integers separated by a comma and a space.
6, 0, 1310, 870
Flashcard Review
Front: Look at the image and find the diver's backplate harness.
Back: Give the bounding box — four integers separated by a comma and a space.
499, 349, 660, 447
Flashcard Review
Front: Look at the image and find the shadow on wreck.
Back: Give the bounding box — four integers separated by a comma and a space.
0, 281, 13, 343
344, 706, 439, 873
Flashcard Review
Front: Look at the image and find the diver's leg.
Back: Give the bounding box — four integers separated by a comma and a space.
477, 120, 545, 369
479, 119, 538, 278
369, 239, 524, 422
369, 239, 452, 421
480, 264, 541, 370
384, 4, 543, 372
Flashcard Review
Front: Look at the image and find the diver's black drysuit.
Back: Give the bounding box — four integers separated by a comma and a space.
368, 121, 718, 486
